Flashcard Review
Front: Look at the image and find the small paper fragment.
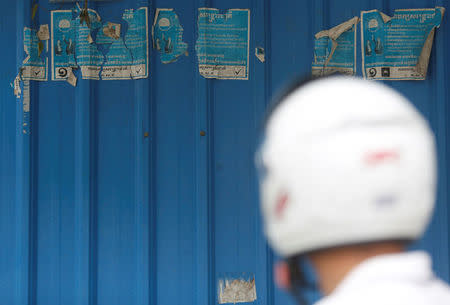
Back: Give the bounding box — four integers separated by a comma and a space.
37, 24, 50, 40
66, 67, 77, 86
22, 80, 30, 112
87, 33, 94, 44
13, 74, 22, 98
255, 47, 265, 63
103, 22, 121, 39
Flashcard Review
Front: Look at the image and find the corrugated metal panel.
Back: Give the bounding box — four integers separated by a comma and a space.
0, 1, 448, 305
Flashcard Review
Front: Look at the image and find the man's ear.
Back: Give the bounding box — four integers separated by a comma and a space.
274, 260, 291, 290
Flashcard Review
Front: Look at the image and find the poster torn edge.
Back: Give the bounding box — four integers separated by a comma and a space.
313, 16, 359, 76
66, 67, 78, 86
416, 7, 445, 77
361, 7, 445, 80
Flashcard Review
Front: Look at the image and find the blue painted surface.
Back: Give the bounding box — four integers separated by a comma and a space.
0, 1, 448, 305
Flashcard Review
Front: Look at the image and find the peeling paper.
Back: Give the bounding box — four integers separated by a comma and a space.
152, 8, 188, 64
255, 47, 265, 63
22, 81, 30, 113
361, 7, 445, 80
196, 8, 250, 80
103, 22, 121, 39
312, 16, 358, 76
22, 27, 48, 81
22, 80, 31, 135
37, 24, 50, 40
218, 277, 257, 304
66, 67, 77, 86
87, 33, 94, 44
13, 74, 22, 98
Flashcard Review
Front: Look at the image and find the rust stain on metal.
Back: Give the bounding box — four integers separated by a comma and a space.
218, 278, 257, 304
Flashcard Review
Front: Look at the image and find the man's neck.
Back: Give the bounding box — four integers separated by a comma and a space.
308, 242, 405, 295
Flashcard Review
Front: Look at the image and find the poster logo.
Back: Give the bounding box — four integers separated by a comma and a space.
58, 67, 68, 78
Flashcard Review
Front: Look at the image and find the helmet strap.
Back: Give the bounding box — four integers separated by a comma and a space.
287, 255, 317, 305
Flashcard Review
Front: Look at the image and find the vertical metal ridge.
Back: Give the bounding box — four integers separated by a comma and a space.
433, 1, 450, 281
194, 1, 213, 305
14, 1, 31, 305
251, 0, 273, 304
263, 0, 274, 303
148, 2, 157, 304
312, 0, 326, 35
133, 38, 151, 305
74, 79, 96, 305
90, 84, 99, 305
436, 0, 450, 281
29, 63, 39, 305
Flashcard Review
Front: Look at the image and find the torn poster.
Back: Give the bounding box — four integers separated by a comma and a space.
312, 17, 358, 76
361, 7, 445, 80
22, 27, 48, 81
195, 8, 250, 80
51, 7, 96, 80
99, 7, 149, 80
51, 5, 148, 81
153, 9, 188, 64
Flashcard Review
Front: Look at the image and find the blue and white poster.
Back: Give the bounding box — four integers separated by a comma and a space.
152, 9, 188, 64
196, 8, 250, 80
51, 4, 148, 81
361, 7, 445, 80
312, 17, 358, 76
22, 27, 48, 81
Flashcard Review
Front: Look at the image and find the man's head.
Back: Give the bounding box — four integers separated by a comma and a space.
256, 77, 437, 301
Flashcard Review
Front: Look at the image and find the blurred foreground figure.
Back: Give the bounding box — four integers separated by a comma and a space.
256, 77, 450, 305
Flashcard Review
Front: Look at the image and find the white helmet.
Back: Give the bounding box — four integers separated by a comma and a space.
257, 77, 437, 257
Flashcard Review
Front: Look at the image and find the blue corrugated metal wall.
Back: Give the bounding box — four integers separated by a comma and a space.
0, 0, 448, 305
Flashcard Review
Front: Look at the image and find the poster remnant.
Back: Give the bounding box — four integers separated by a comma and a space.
218, 277, 257, 304
255, 47, 265, 63
99, 7, 149, 80
152, 9, 188, 64
51, 4, 149, 82
12, 74, 23, 98
312, 17, 358, 76
361, 7, 445, 80
22, 27, 48, 81
37, 24, 50, 41
196, 8, 250, 80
